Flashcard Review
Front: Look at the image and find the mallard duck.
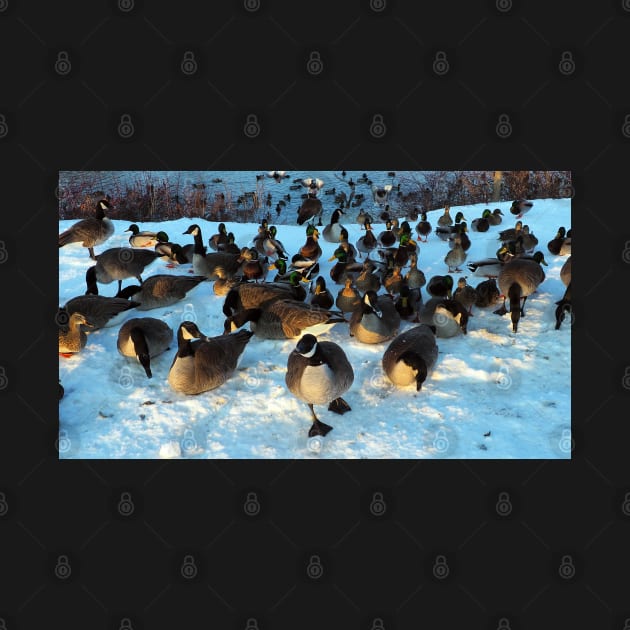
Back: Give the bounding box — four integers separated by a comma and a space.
395, 283, 422, 322
437, 206, 453, 228
59, 312, 93, 356
510, 199, 533, 219
445, 235, 467, 272
419, 298, 469, 337
384, 265, 404, 296
297, 224, 322, 261
328, 247, 363, 285
519, 225, 538, 253
378, 220, 397, 248
263, 226, 288, 260
241, 249, 269, 282
58, 199, 115, 260
116, 274, 207, 310
268, 259, 312, 284
356, 221, 378, 258
494, 251, 548, 332
85, 248, 161, 295
354, 259, 381, 294
560, 255, 571, 287
297, 196, 323, 225
427, 274, 454, 299
349, 290, 401, 344
488, 208, 504, 226
471, 209, 491, 232
406, 253, 426, 290
208, 223, 229, 251
285, 333, 354, 438
61, 294, 139, 330
168, 322, 253, 395
436, 211, 466, 240
224, 232, 241, 256
474, 278, 500, 307
338, 227, 358, 262
452, 277, 478, 316
308, 276, 335, 310
182, 224, 247, 280
498, 220, 523, 243
547, 227, 570, 256
117, 317, 173, 378
449, 222, 470, 252
555, 282, 572, 330
391, 233, 417, 268
336, 277, 361, 313
415, 211, 432, 242
222, 278, 307, 316
382, 324, 438, 390
224, 299, 346, 339
466, 245, 512, 278
125, 224, 160, 248
252, 219, 269, 253
322, 209, 346, 243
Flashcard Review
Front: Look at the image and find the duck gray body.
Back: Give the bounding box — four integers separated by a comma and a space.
382, 324, 438, 390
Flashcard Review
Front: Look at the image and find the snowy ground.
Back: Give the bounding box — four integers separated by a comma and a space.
58, 197, 571, 459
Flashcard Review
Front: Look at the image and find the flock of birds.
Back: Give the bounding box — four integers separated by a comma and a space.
58, 176, 572, 441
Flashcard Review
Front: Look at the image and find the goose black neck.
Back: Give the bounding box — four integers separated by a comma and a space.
85, 266, 99, 295
399, 351, 428, 391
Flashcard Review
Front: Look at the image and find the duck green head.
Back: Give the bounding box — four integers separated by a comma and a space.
329, 247, 347, 263
454, 212, 467, 223
289, 270, 308, 286
400, 221, 411, 234
273, 258, 287, 274
444, 275, 454, 289
532, 251, 548, 266
125, 224, 140, 234
482, 209, 492, 218
306, 223, 316, 236
156, 231, 169, 242
219, 223, 227, 234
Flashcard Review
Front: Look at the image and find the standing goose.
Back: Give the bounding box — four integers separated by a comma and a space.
58, 199, 115, 260
415, 211, 432, 242
116, 274, 207, 310
349, 290, 401, 344
285, 333, 354, 438
125, 224, 160, 248
356, 221, 378, 258
336, 277, 361, 313
168, 321, 254, 395
510, 199, 533, 219
208, 223, 229, 251
59, 312, 94, 356
117, 317, 173, 378
419, 298, 469, 337
61, 294, 140, 330
471, 209, 491, 232
382, 324, 438, 390
494, 251, 548, 332
224, 299, 346, 339
85, 248, 161, 295
183, 224, 247, 280
308, 276, 335, 310
445, 235, 467, 273
488, 208, 504, 226
297, 196, 323, 226
322, 208, 346, 243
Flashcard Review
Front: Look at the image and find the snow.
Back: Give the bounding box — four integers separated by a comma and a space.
58, 195, 571, 459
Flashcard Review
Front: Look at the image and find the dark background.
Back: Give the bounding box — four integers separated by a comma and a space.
1, 1, 629, 628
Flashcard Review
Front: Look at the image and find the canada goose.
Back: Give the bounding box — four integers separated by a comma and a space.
349, 290, 401, 344
474, 278, 500, 307
436, 211, 466, 240
182, 224, 247, 280
59, 312, 94, 356
354, 259, 382, 294
58, 199, 115, 260
117, 317, 173, 378
493, 251, 548, 332
560, 255, 571, 287
168, 321, 253, 395
336, 277, 361, 313
125, 224, 159, 248
208, 223, 229, 251
222, 280, 307, 317
419, 297, 469, 337
498, 220, 523, 243
471, 209, 491, 232
241, 249, 269, 282
356, 221, 378, 258
285, 333, 354, 437
406, 253, 426, 290
85, 248, 161, 295
427, 274, 454, 299
416, 211, 432, 242
437, 206, 453, 228
224, 299, 346, 339
338, 227, 358, 262
61, 294, 140, 330
213, 277, 241, 297
308, 276, 334, 310
445, 235, 467, 272
322, 209, 346, 243
297, 197, 323, 225
328, 247, 363, 285
510, 199, 533, 218
263, 226, 288, 260
487, 208, 504, 226
554, 282, 572, 330
547, 227, 569, 256
395, 283, 422, 322
116, 274, 207, 310
382, 324, 438, 390
452, 277, 478, 315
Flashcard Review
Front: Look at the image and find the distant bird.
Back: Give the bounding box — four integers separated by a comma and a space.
285, 333, 354, 438
125, 224, 159, 248
267, 171, 289, 182
302, 177, 325, 194
510, 199, 533, 219
372, 184, 393, 205
58, 199, 115, 260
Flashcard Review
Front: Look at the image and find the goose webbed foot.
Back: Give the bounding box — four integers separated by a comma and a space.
328, 397, 351, 415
